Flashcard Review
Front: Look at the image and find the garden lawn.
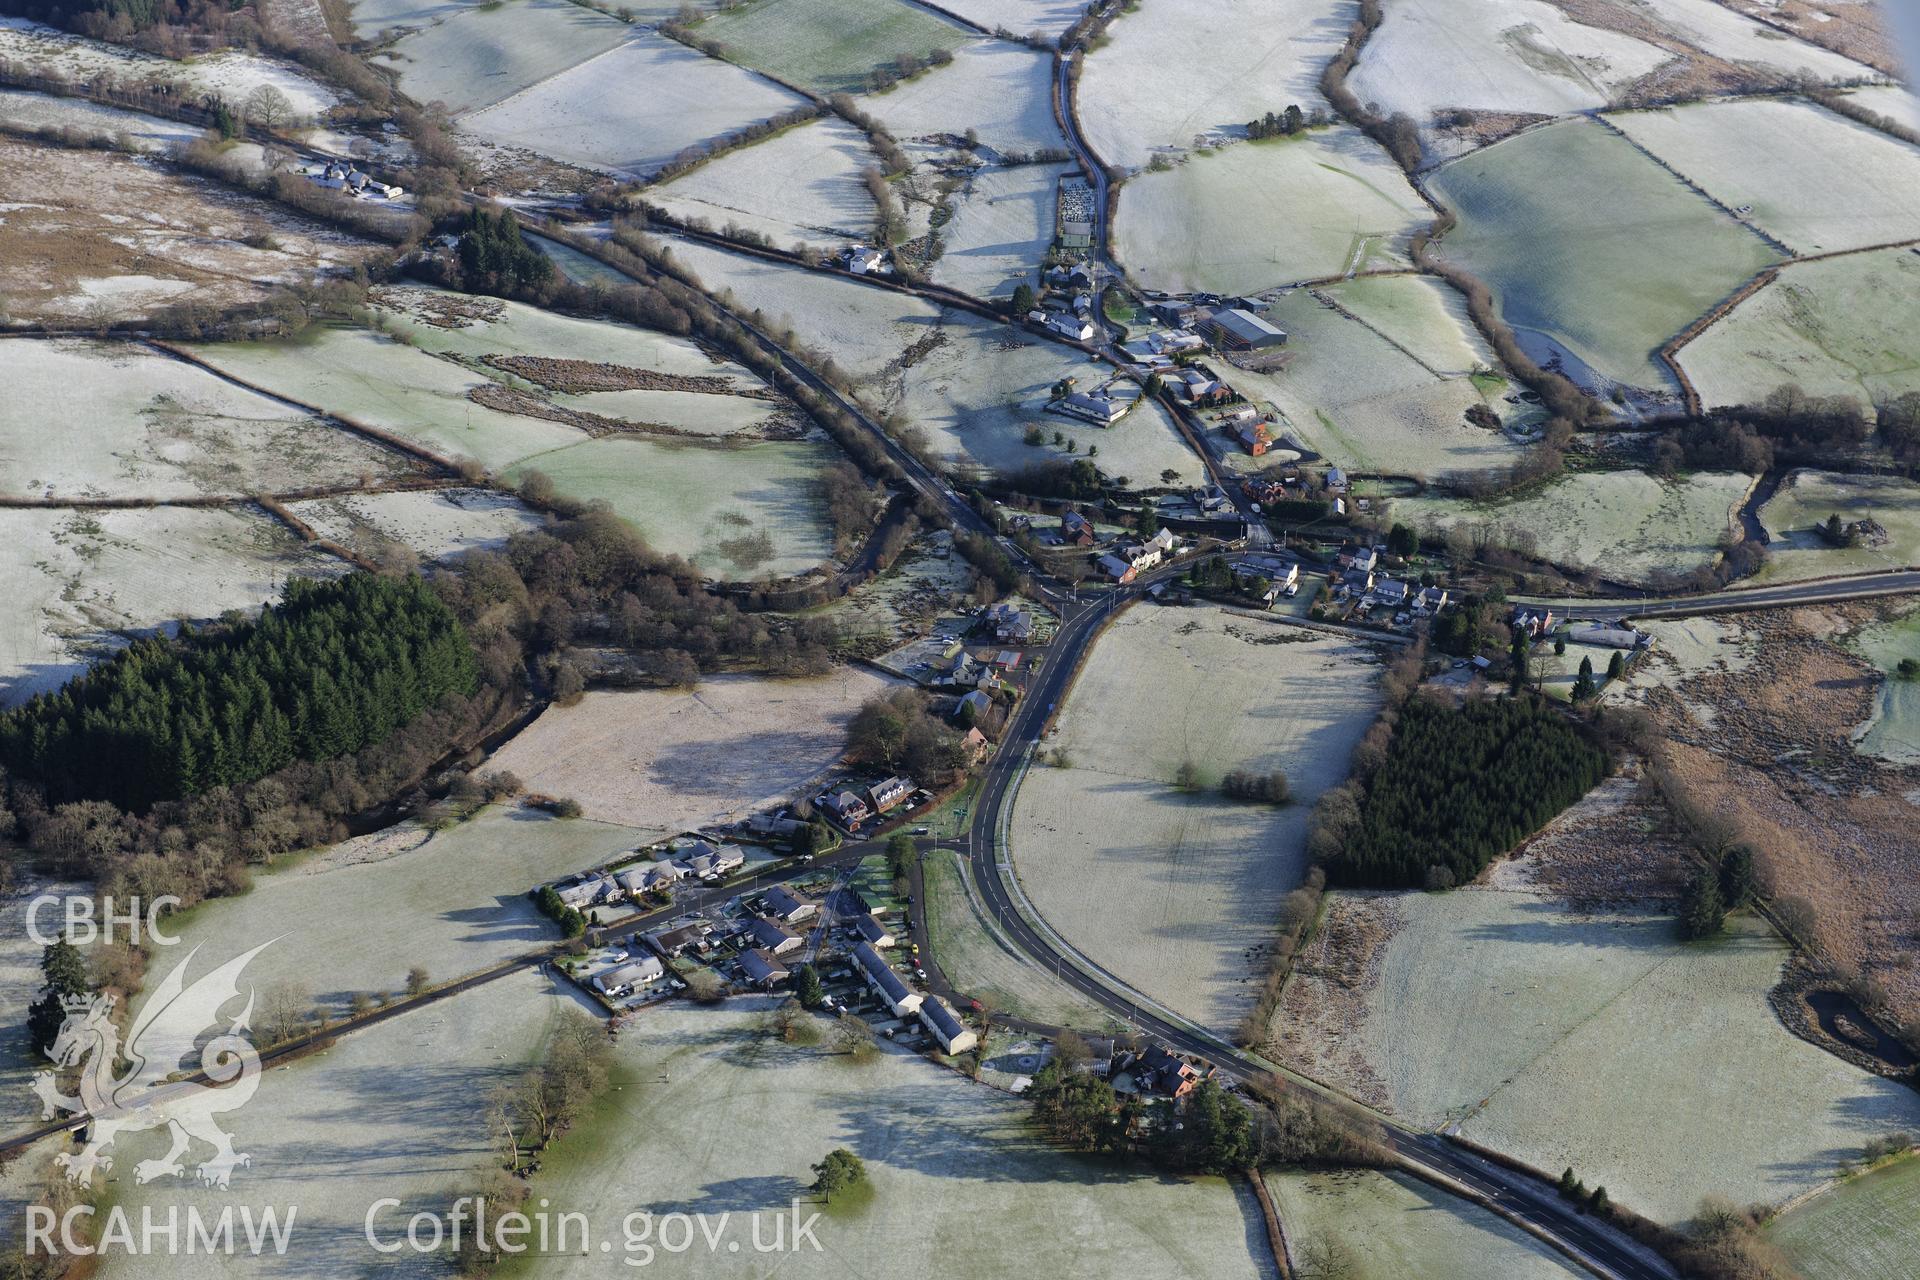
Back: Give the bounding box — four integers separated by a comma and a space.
693, 0, 976, 96
1770, 1154, 1920, 1280
379, 0, 630, 114
1112, 129, 1428, 294
1606, 98, 1920, 255
930, 162, 1067, 300
1425, 118, 1782, 389
649, 118, 878, 251
1677, 247, 1920, 410
1754, 471, 1920, 583
1010, 607, 1382, 1030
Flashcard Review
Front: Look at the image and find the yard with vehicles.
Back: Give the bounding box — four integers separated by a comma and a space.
455, 33, 808, 179
1267, 1169, 1588, 1280
1010, 607, 1383, 1030
857, 41, 1066, 157
691, 0, 975, 97
1425, 117, 1784, 389
374, 0, 629, 114
1391, 469, 1753, 588
488, 670, 905, 834
1753, 471, 1920, 583
1606, 97, 1920, 255
1676, 247, 1920, 410
1111, 129, 1427, 295
648, 118, 879, 252
1769, 1152, 1920, 1280
491, 998, 1270, 1278
1075, 0, 1353, 169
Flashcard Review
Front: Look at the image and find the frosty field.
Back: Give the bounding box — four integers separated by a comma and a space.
649, 117, 878, 250
1606, 98, 1920, 255
0, 88, 203, 153
0, 505, 343, 706
488, 669, 901, 832
499, 998, 1268, 1278
457, 34, 807, 178
1627, 0, 1878, 81
1010, 607, 1382, 1030
1770, 1154, 1920, 1280
0, 877, 86, 1137
0, 339, 412, 500
858, 41, 1066, 157
1426, 117, 1782, 388
1347, 0, 1669, 124
1268, 1169, 1586, 1280
1847, 606, 1920, 767
1112, 129, 1428, 294
1678, 248, 1920, 409
283, 488, 544, 560
924, 0, 1081, 33
378, 0, 629, 113
693, 0, 974, 96
1076, 0, 1355, 168
1321, 273, 1495, 377
1754, 471, 1920, 582
931, 163, 1067, 300
1391, 470, 1752, 588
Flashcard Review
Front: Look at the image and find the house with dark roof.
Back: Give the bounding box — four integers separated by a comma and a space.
852, 941, 922, 1016
643, 922, 712, 959
867, 776, 913, 814
762, 886, 817, 923
746, 916, 802, 956
738, 948, 791, 989
917, 997, 978, 1054
593, 956, 664, 996
853, 915, 896, 948
1202, 308, 1287, 350
1061, 511, 1096, 546
822, 791, 870, 826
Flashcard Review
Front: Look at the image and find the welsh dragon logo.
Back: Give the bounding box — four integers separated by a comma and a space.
33, 942, 272, 1189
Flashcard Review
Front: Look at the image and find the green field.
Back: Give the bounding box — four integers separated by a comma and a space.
1754, 471, 1920, 583
1426, 118, 1783, 389
1322, 273, 1494, 377
695, 0, 974, 95
1770, 1155, 1920, 1280
1849, 607, 1920, 767
1679, 248, 1920, 411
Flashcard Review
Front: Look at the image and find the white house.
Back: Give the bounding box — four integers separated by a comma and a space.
593, 956, 664, 996
917, 997, 978, 1054
853, 942, 922, 1016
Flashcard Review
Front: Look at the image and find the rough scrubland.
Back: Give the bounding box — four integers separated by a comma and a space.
283, 488, 544, 560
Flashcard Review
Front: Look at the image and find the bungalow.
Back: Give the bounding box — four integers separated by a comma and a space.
853, 915, 896, 948
683, 843, 745, 880
1057, 390, 1128, 424
822, 790, 871, 827
983, 601, 1035, 643
867, 775, 913, 814
593, 956, 665, 996
555, 877, 613, 911
853, 941, 922, 1016
643, 922, 712, 959
1095, 553, 1138, 584
954, 688, 994, 724
918, 997, 978, 1054
1325, 467, 1350, 492
738, 948, 791, 989
762, 885, 817, 923
744, 813, 806, 842
1061, 511, 1096, 546
842, 888, 878, 917
1202, 307, 1288, 350
618, 860, 692, 896
745, 916, 803, 956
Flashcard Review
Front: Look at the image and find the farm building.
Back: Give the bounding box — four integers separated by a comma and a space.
746, 916, 803, 956
594, 956, 665, 996
853, 941, 923, 1016
762, 885, 818, 923
918, 997, 978, 1054
738, 948, 791, 989
1567, 623, 1651, 649
854, 915, 896, 948
1202, 308, 1287, 350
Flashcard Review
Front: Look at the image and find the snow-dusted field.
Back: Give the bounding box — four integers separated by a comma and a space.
1011, 608, 1382, 1030
1077, 0, 1356, 168
1627, 0, 1880, 80
0, 87, 203, 152
1679, 247, 1920, 410
1754, 470, 1920, 583
649, 117, 878, 250
1112, 129, 1428, 294
489, 669, 900, 832
457, 33, 807, 178
931, 162, 1068, 300
1322, 273, 1495, 377
858, 41, 1067, 156
924, 0, 1082, 36
377, 0, 629, 113
693, 0, 976, 96
283, 488, 544, 560
1351, 0, 1669, 124
1608, 99, 1920, 255
0, 339, 410, 500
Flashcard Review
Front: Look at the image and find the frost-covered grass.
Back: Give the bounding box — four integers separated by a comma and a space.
1392, 470, 1752, 587
1077, 0, 1354, 168
1010, 607, 1382, 1029
649, 117, 878, 251
0, 876, 86, 1137
1607, 99, 1920, 255
694, 0, 975, 96
457, 33, 807, 177
1426, 118, 1782, 389
1348, 0, 1669, 123
505, 435, 836, 576
488, 669, 902, 832
378, 0, 629, 113
1847, 606, 1920, 767
527, 231, 633, 287
0, 339, 410, 500
1754, 471, 1920, 583
1216, 289, 1514, 479
1770, 1153, 1920, 1280
0, 18, 337, 120
858, 41, 1066, 156
932, 162, 1067, 299
1322, 273, 1495, 377
0, 505, 344, 707
1679, 248, 1920, 410
1268, 1169, 1587, 1280
922, 0, 1081, 35
1112, 129, 1427, 294
94, 969, 567, 1280
1632, 0, 1878, 80
283, 488, 544, 560
501, 999, 1268, 1279
0, 88, 202, 152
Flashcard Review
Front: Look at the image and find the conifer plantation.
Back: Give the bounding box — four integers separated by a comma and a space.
1328, 696, 1609, 888
0, 574, 477, 811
